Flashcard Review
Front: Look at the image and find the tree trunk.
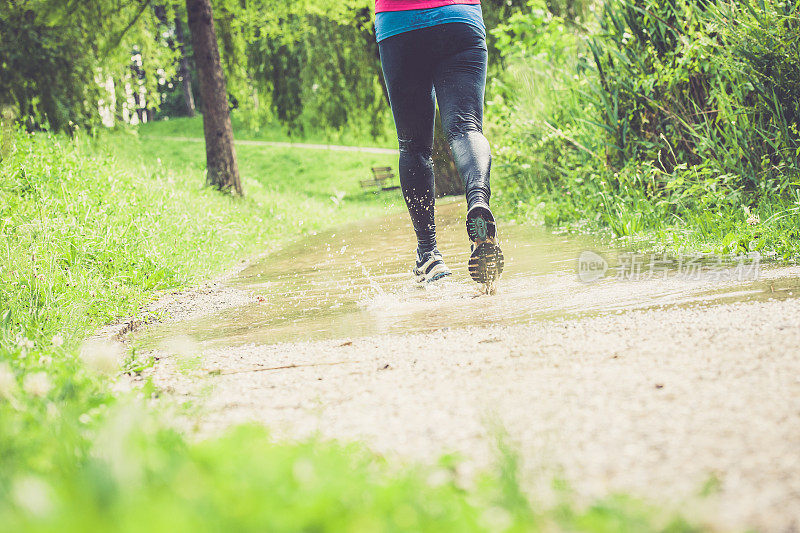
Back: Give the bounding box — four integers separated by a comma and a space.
432, 110, 464, 197
175, 14, 196, 117
185, 0, 242, 195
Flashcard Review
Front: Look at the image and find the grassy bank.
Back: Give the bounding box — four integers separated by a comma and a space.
1, 125, 399, 346
487, 0, 800, 259
0, 126, 696, 531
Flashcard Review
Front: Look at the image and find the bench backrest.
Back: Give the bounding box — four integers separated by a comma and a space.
371, 166, 394, 181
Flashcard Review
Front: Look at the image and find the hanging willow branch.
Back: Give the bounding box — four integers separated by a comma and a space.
102, 0, 154, 57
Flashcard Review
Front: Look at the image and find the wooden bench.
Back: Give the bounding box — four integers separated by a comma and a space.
360, 166, 400, 191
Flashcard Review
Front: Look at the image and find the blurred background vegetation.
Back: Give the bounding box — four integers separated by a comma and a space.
0, 0, 529, 138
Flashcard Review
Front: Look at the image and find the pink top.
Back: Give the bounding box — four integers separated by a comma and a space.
375, 0, 480, 13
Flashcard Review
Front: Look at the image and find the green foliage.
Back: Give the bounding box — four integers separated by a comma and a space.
0, 411, 698, 532
1, 420, 487, 532
0, 4, 98, 132
488, 0, 800, 257
712, 0, 800, 189
0, 0, 535, 139
243, 3, 387, 137
0, 122, 397, 345
0, 128, 700, 533
0, 0, 178, 133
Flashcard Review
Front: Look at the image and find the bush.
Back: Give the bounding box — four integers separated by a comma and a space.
488, 0, 800, 256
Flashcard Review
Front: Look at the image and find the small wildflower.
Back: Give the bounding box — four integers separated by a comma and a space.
80, 340, 123, 375
38, 355, 52, 366
747, 213, 760, 226
426, 468, 450, 487
12, 476, 54, 517
22, 372, 52, 398
17, 337, 34, 350
478, 506, 514, 532
51, 335, 64, 347
111, 379, 133, 395
0, 362, 17, 399
292, 458, 317, 485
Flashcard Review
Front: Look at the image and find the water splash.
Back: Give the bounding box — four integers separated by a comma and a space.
135, 200, 800, 349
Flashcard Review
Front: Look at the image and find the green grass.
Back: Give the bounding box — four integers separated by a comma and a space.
1, 126, 400, 346
140, 114, 399, 149
493, 172, 800, 259
0, 125, 700, 531
487, 0, 800, 261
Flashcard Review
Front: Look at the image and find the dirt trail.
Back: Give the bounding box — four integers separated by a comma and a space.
128, 204, 800, 532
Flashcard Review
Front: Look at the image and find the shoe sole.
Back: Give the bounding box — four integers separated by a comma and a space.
466, 208, 495, 243
415, 263, 452, 284
468, 242, 504, 288
466, 208, 504, 291
427, 271, 452, 283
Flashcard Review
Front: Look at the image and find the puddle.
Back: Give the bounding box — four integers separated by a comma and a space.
138, 200, 800, 348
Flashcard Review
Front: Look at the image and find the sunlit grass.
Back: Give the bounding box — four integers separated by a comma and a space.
0, 127, 700, 531
0, 127, 401, 349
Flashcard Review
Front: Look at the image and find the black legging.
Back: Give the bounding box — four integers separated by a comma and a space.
378, 22, 491, 255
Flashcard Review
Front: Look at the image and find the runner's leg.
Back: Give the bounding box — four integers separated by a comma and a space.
432, 24, 491, 211
378, 34, 438, 255
433, 24, 503, 290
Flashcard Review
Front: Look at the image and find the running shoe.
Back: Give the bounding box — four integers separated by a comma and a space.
466, 204, 504, 294
413, 249, 452, 283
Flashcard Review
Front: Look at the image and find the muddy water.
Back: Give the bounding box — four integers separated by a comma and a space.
139, 200, 800, 348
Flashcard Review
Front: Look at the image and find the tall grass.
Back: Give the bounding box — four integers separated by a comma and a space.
489, 0, 800, 257
0, 126, 398, 349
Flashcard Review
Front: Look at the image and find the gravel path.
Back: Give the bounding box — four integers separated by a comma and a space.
141, 292, 800, 532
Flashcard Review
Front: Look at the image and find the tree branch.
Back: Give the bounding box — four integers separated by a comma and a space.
103, 0, 153, 57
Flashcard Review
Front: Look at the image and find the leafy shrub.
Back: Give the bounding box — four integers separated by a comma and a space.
488, 0, 800, 255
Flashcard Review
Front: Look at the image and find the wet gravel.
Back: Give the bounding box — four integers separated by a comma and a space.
142, 296, 800, 532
